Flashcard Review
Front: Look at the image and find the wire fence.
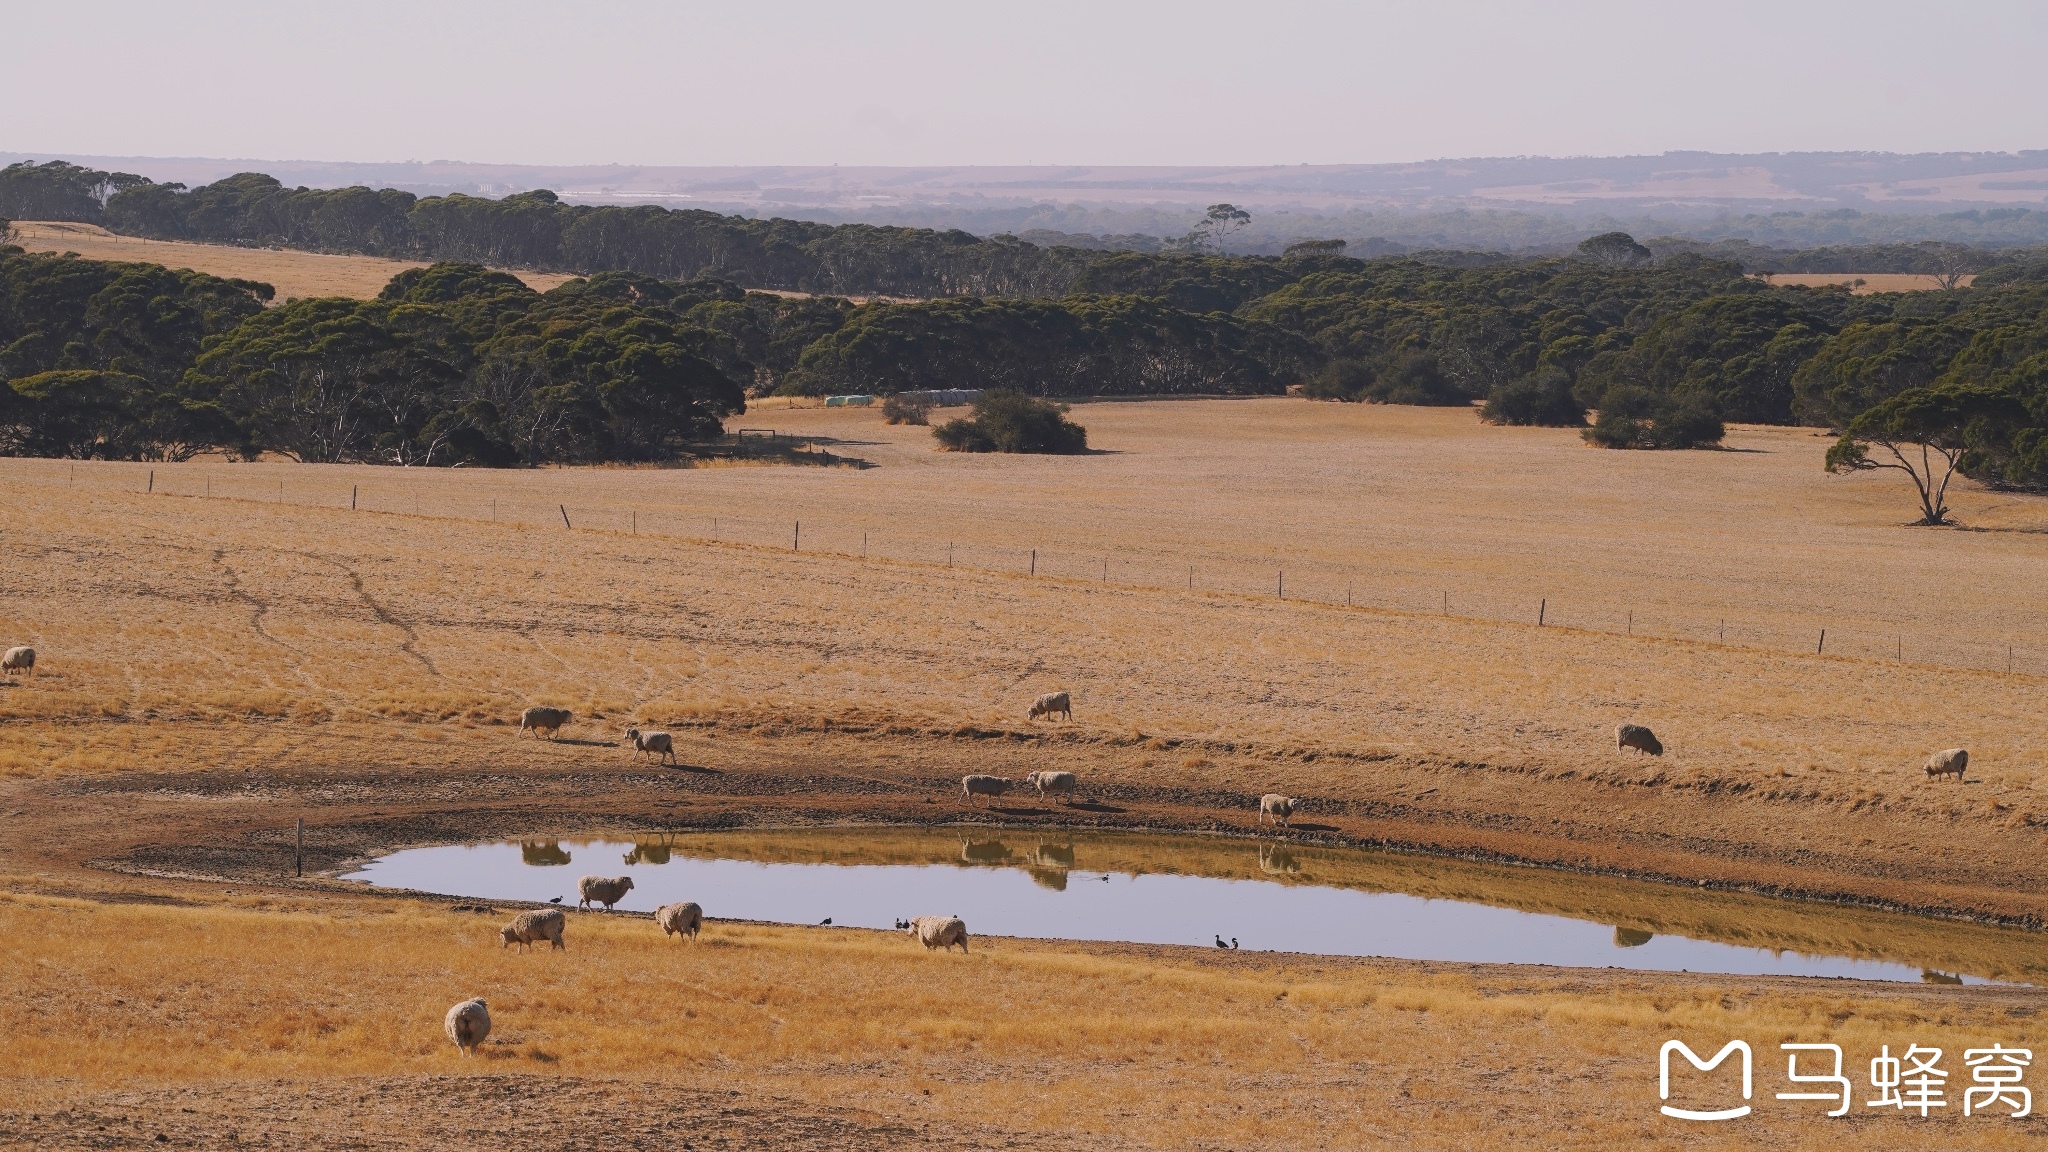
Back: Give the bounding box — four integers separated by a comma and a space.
12, 457, 2047, 680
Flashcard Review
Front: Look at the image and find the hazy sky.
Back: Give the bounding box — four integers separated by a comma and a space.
5, 1, 2044, 167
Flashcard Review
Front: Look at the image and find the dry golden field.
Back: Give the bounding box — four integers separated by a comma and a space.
3, 221, 577, 300
1761, 272, 1976, 293
6, 397, 2048, 1147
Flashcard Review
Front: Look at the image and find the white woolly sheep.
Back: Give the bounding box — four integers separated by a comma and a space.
577, 874, 635, 911
655, 901, 703, 940
905, 915, 969, 953
445, 998, 491, 1056
626, 727, 676, 765
499, 908, 566, 952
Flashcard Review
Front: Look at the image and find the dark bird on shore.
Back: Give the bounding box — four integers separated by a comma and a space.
820, 917, 832, 925
1231, 938, 1239, 950
1215, 935, 1228, 948
549, 897, 563, 904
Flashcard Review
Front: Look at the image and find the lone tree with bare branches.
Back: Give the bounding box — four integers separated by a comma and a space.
1825, 386, 2025, 525
1916, 242, 1979, 291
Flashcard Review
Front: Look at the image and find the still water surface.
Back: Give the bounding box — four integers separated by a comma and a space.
346, 830, 2036, 985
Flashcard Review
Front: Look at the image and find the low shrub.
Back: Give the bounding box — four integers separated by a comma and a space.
1481, 368, 1587, 427
881, 392, 933, 426
1583, 386, 1725, 449
1301, 352, 1473, 406
933, 389, 1088, 454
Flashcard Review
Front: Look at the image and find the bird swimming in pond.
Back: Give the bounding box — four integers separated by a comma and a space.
820, 917, 832, 925
1215, 935, 1228, 948
549, 896, 562, 904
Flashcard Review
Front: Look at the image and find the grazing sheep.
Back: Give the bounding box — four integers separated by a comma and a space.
499, 908, 566, 952
445, 998, 491, 1057
962, 775, 1014, 807
905, 915, 969, 953
1027, 691, 1072, 723
1258, 794, 1296, 828
625, 727, 676, 765
1026, 770, 1079, 805
655, 901, 703, 940
520, 706, 572, 740
2, 647, 34, 678
577, 874, 635, 911
1616, 724, 1663, 756
1924, 747, 1968, 783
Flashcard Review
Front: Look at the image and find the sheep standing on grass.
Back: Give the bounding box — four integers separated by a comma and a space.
655, 901, 703, 940
905, 915, 969, 953
1028, 692, 1072, 723
1, 647, 33, 678
1616, 724, 1663, 756
500, 908, 566, 951
520, 706, 572, 739
577, 874, 635, 911
1924, 747, 1968, 783
1259, 794, 1296, 828
626, 727, 676, 765
445, 998, 491, 1057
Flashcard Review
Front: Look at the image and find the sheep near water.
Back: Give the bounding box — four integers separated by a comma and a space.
499, 908, 566, 952
445, 998, 491, 1057
1027, 770, 1079, 804
906, 915, 969, 953
962, 775, 1014, 807
578, 874, 635, 911
1258, 794, 1295, 827
655, 901, 703, 940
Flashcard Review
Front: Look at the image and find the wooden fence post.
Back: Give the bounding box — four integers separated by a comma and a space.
351, 485, 357, 510
1030, 549, 1035, 574
1817, 629, 1826, 654
560, 504, 572, 529
295, 818, 304, 878
1538, 599, 1546, 626
793, 521, 800, 551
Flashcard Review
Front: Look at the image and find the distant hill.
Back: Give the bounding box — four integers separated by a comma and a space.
8, 150, 2048, 253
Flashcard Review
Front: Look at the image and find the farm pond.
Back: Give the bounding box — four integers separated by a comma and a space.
344, 828, 2046, 985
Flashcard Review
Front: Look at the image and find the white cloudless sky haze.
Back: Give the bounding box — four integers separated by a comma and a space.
1, 1, 2042, 165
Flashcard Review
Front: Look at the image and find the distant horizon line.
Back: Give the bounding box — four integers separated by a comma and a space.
9, 147, 2048, 172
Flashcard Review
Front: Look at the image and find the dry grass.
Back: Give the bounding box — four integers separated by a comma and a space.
3, 221, 577, 300
9, 399, 2048, 1146
1761, 272, 1976, 293
6, 401, 2048, 784
2, 890, 2043, 1149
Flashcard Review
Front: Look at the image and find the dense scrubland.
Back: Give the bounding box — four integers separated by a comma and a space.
8, 222, 2048, 482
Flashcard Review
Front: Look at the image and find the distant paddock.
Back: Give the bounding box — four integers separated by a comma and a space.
1760, 272, 1975, 294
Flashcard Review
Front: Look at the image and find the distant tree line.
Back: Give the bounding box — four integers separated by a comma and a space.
0, 251, 749, 464
11, 161, 2048, 495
